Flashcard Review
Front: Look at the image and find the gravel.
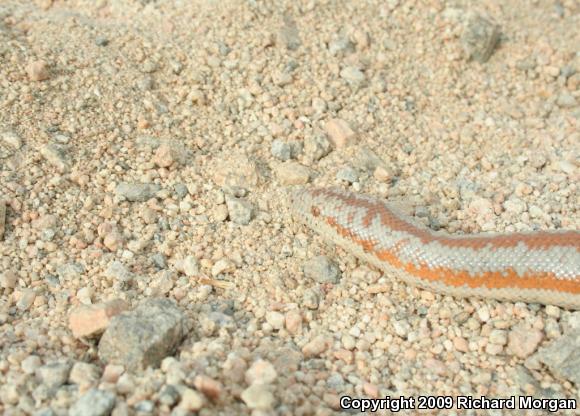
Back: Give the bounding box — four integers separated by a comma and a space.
0, 0, 578, 414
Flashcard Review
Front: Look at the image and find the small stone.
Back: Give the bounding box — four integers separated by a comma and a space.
178, 388, 205, 411
193, 375, 222, 400
104, 261, 133, 284
225, 196, 254, 225
392, 319, 411, 338
508, 325, 544, 358
241, 384, 275, 410
40, 143, 69, 172
504, 198, 526, 215
16, 289, 36, 310
37, 362, 71, 389
21, 355, 42, 374
69, 388, 116, 416
275, 161, 311, 185
103, 230, 124, 252
1, 130, 22, 149
545, 305, 561, 318
27, 60, 50, 81
213, 155, 259, 189
477, 306, 491, 322
342, 334, 356, 350
271, 139, 293, 161
340, 66, 365, 86
98, 298, 185, 371
211, 258, 236, 276
183, 255, 199, 277
336, 166, 359, 184
153, 144, 176, 167
76, 287, 93, 305
304, 135, 331, 160
0, 270, 18, 288
489, 329, 507, 345
69, 299, 129, 339
453, 337, 469, 352
556, 93, 577, 108
324, 118, 357, 148
461, 13, 500, 63
115, 183, 160, 202
95, 36, 109, 46
69, 362, 101, 387
285, 310, 302, 334
302, 335, 330, 357
101, 364, 125, 383
303, 256, 341, 283
265, 311, 285, 330
159, 385, 180, 406
278, 15, 301, 50
329, 34, 354, 56
246, 359, 277, 385
302, 288, 319, 310
535, 329, 580, 385
373, 165, 393, 182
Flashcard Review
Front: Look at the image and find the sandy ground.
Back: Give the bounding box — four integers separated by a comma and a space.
0, 0, 579, 415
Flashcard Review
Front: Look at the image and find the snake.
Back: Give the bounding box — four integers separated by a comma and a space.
291, 188, 580, 310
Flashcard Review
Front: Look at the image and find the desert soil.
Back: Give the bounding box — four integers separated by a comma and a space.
0, 0, 579, 415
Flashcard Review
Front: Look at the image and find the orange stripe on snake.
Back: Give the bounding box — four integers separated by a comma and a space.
292, 188, 580, 309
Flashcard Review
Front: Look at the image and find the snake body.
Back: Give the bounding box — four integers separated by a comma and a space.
291, 188, 580, 310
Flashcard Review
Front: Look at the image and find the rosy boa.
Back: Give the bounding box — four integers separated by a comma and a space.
292, 188, 580, 310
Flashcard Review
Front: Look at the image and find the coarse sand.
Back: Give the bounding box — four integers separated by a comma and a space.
0, 0, 579, 415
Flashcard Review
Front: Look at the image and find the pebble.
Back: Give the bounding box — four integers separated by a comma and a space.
556, 93, 577, 108
115, 182, 161, 202
241, 384, 275, 410
461, 12, 500, 63
271, 139, 302, 161
304, 135, 332, 160
303, 256, 341, 283
278, 15, 301, 50
69, 299, 129, 338
285, 310, 302, 334
302, 335, 330, 357
182, 255, 200, 277
1, 130, 22, 149
178, 388, 205, 411
211, 258, 236, 276
39, 143, 69, 172
213, 155, 259, 189
246, 359, 278, 385
69, 388, 116, 416
69, 362, 101, 387
340, 66, 366, 87
336, 166, 359, 184
329, 35, 354, 56
274, 161, 311, 185
265, 311, 285, 330
37, 361, 71, 389
98, 298, 185, 371
536, 329, 580, 385
0, 270, 18, 288
324, 118, 357, 148
16, 288, 36, 310
193, 375, 222, 400
225, 196, 254, 225
21, 355, 42, 374
489, 329, 507, 345
27, 60, 50, 81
